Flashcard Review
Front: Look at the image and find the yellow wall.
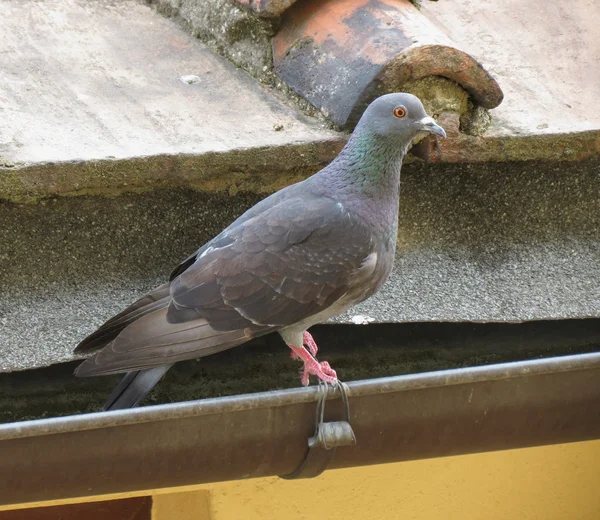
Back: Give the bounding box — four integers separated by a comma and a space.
154, 440, 600, 520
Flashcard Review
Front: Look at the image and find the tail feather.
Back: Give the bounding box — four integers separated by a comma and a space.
75, 307, 251, 377
75, 283, 171, 353
103, 365, 173, 411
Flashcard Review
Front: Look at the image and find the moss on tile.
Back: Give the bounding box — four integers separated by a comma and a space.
402, 76, 470, 118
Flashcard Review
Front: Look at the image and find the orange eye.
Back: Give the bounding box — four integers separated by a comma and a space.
393, 106, 407, 118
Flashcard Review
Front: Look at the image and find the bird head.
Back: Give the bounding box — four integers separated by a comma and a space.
358, 92, 446, 145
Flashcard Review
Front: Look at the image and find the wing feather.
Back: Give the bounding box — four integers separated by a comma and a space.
74, 283, 171, 353
170, 196, 374, 328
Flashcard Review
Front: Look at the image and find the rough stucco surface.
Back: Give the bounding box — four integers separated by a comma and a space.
1, 159, 599, 372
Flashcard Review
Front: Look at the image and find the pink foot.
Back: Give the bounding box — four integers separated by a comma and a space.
288, 343, 337, 387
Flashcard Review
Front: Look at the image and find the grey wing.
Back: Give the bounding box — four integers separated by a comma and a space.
75, 197, 374, 376
168, 181, 303, 281
169, 197, 375, 329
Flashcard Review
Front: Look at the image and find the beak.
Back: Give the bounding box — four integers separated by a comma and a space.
419, 116, 446, 138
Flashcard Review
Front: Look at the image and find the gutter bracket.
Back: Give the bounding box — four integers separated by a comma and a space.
280, 382, 356, 479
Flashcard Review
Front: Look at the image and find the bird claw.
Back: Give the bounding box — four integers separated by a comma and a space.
288, 339, 337, 387
300, 359, 337, 387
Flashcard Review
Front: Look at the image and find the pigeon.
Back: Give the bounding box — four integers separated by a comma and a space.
74, 93, 445, 410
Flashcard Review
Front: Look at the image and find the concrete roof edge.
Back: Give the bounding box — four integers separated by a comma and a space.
0, 138, 346, 203
3, 130, 600, 202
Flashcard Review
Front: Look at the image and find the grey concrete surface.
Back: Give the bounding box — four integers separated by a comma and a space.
2, 160, 599, 372
0, 0, 337, 165
421, 0, 600, 136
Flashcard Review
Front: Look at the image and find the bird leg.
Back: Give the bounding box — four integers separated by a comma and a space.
302, 331, 318, 357
288, 332, 337, 386
288, 332, 318, 360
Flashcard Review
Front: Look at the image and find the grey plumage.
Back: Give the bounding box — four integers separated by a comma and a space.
74, 93, 445, 410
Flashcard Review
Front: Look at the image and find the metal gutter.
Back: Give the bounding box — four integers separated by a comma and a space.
1, 352, 599, 507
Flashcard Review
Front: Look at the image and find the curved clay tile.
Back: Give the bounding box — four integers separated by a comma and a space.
272, 0, 503, 128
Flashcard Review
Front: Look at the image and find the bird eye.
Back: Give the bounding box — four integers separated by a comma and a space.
393, 106, 407, 118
